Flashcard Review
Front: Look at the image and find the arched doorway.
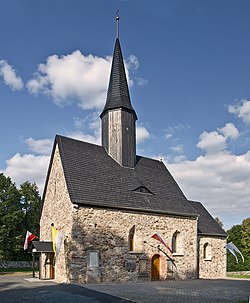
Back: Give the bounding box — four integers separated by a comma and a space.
151, 254, 160, 280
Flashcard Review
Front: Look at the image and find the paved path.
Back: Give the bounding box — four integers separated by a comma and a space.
1, 273, 249, 303
0, 272, 133, 303
85, 279, 250, 303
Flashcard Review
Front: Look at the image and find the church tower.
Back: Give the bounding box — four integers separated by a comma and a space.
100, 16, 137, 168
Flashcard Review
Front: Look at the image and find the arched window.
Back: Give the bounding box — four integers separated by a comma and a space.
172, 231, 180, 254
203, 242, 212, 260
128, 225, 135, 251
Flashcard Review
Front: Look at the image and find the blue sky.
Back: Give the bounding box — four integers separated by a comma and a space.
1, 0, 250, 230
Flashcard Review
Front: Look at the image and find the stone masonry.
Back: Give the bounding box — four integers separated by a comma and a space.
40, 145, 73, 282
198, 236, 227, 279
67, 207, 198, 283
40, 143, 226, 283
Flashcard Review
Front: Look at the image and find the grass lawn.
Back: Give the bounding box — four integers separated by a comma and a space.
227, 273, 250, 279
0, 268, 35, 272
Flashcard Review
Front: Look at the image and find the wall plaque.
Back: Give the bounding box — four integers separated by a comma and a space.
125, 260, 136, 272
87, 250, 99, 268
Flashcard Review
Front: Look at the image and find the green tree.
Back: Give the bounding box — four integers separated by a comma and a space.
0, 173, 41, 261
241, 218, 250, 253
227, 219, 250, 271
20, 181, 41, 236
0, 173, 22, 260
214, 217, 224, 229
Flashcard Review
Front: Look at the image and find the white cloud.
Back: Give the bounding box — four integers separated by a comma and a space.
26, 137, 53, 155
27, 51, 112, 110
26, 51, 143, 110
0, 60, 24, 91
197, 122, 240, 155
1, 153, 50, 193
165, 133, 173, 139
170, 144, 184, 154
66, 131, 101, 145
134, 77, 148, 86
218, 122, 239, 139
167, 150, 250, 229
69, 112, 101, 145
197, 131, 227, 154
125, 55, 147, 86
159, 119, 249, 229
126, 55, 139, 71
228, 99, 250, 124
136, 126, 150, 143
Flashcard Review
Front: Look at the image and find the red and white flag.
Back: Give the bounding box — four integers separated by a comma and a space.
24, 231, 37, 250
151, 232, 173, 254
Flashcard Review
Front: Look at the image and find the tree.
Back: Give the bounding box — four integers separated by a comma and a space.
241, 218, 250, 253
0, 173, 41, 261
20, 181, 41, 237
0, 173, 22, 260
227, 219, 250, 271
214, 217, 224, 229
18, 181, 41, 259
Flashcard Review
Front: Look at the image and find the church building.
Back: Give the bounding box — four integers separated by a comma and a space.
39, 20, 227, 283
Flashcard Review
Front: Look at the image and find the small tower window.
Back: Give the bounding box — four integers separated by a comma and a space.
128, 225, 136, 252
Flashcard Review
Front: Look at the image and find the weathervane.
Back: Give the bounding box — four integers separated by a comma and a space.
116, 10, 120, 39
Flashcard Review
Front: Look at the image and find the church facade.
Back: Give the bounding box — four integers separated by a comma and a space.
40, 32, 227, 283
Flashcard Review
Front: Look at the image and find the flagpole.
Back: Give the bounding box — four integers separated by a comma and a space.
143, 241, 177, 269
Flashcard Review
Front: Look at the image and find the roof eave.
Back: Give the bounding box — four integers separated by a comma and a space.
197, 232, 228, 238
100, 106, 138, 120
73, 202, 198, 219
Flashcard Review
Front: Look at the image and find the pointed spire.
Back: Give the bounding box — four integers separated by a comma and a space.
100, 18, 137, 119
100, 15, 137, 168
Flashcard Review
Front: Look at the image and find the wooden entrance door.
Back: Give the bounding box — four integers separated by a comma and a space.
49, 253, 55, 279
151, 254, 160, 280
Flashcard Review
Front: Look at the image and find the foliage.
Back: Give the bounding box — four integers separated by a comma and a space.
0, 268, 35, 272
0, 173, 41, 261
214, 217, 224, 229
227, 218, 250, 271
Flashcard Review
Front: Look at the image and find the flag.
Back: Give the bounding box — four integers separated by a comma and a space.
226, 242, 244, 263
24, 231, 37, 250
55, 231, 63, 261
51, 225, 63, 263
151, 232, 173, 254
51, 226, 58, 254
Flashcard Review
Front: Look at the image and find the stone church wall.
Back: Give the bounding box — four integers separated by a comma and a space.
198, 236, 227, 279
67, 207, 198, 283
40, 146, 226, 283
40, 144, 73, 283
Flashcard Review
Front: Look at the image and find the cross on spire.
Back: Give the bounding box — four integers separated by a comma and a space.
116, 10, 120, 39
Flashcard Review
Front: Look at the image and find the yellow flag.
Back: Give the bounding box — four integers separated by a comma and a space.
51, 226, 57, 254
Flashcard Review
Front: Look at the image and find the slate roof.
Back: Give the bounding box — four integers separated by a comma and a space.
46, 135, 198, 218
189, 201, 227, 237
100, 38, 137, 119
32, 241, 53, 253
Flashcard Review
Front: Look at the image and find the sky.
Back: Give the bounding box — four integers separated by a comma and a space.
0, 0, 250, 231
